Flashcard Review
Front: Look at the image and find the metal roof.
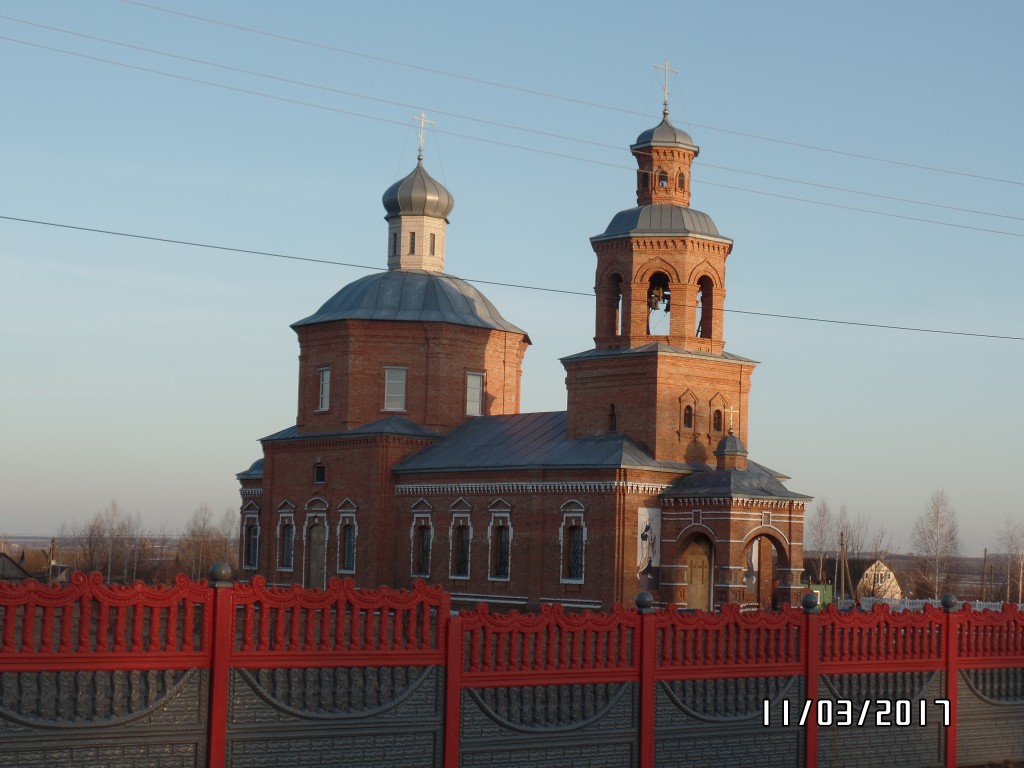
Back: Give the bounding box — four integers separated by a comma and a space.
292, 269, 529, 338
631, 115, 697, 151
592, 204, 726, 242
393, 411, 702, 474
561, 342, 758, 366
261, 416, 440, 444
660, 462, 812, 501
236, 457, 264, 480
382, 160, 454, 220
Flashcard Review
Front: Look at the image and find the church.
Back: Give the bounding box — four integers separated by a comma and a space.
236, 97, 811, 611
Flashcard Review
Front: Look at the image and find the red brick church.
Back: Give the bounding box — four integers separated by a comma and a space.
237, 102, 810, 610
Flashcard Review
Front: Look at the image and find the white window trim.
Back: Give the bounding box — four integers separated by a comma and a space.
487, 512, 512, 582
316, 367, 331, 412
559, 512, 588, 584
276, 513, 296, 572
410, 513, 433, 578
465, 371, 485, 417
383, 366, 408, 412
449, 513, 473, 580
337, 512, 357, 575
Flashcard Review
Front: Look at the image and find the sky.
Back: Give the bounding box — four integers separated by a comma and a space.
1, 2, 1022, 556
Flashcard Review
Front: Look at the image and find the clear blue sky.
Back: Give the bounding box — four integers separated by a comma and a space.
2, 2, 1022, 556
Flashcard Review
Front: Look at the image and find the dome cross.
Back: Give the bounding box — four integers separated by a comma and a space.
654, 59, 679, 114
411, 112, 436, 161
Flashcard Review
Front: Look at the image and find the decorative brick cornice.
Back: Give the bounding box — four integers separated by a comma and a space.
240, 488, 263, 498
395, 480, 671, 497
661, 497, 806, 511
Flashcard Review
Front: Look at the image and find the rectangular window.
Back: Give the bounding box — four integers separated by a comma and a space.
313, 463, 326, 484
340, 518, 356, 573
384, 367, 407, 411
279, 518, 295, 571
317, 367, 330, 411
243, 519, 260, 569
453, 524, 470, 578
465, 372, 484, 417
390, 232, 397, 256
409, 231, 416, 254
560, 513, 587, 583
413, 523, 432, 576
493, 525, 510, 579
429, 232, 436, 256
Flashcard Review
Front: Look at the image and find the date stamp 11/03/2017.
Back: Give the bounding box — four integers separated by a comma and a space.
763, 699, 951, 728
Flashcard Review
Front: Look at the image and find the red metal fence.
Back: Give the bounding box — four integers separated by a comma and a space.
3, 572, 1024, 768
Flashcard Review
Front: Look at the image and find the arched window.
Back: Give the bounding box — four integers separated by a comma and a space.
683, 405, 694, 429
611, 274, 623, 336
637, 169, 646, 194
647, 272, 671, 334
658, 169, 668, 188
696, 276, 714, 339
489, 513, 512, 580
713, 409, 723, 432
559, 503, 586, 583
677, 171, 686, 190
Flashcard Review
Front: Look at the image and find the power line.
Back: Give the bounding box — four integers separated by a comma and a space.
3, 33, 1023, 242
3, 213, 1021, 342
5, 14, 1020, 225
117, 0, 1024, 188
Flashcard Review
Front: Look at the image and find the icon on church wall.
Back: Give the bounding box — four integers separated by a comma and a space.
637, 507, 661, 588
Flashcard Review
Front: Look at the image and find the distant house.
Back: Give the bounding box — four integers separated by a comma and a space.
16, 541, 69, 584
811, 556, 903, 603
0, 553, 32, 582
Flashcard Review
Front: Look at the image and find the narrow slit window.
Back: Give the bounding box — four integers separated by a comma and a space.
409, 231, 416, 254
317, 368, 330, 411
567, 525, 584, 580
413, 522, 432, 576
466, 372, 484, 417
683, 405, 694, 429
340, 520, 356, 573
453, 523, 470, 578
429, 232, 436, 256
493, 524, 510, 579
713, 409, 723, 432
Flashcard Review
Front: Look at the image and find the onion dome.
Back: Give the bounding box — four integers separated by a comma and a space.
382, 160, 454, 221
631, 110, 697, 151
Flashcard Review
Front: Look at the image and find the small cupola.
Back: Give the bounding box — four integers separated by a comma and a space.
714, 428, 748, 471
382, 120, 454, 273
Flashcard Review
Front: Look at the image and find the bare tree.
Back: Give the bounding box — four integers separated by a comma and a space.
911, 490, 960, 599
59, 501, 154, 582
996, 518, 1024, 604
177, 505, 238, 580
806, 499, 834, 583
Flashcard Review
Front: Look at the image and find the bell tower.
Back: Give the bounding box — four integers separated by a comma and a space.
564, 78, 756, 465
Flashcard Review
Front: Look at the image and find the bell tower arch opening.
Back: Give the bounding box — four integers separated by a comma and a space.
646, 271, 671, 335
695, 275, 714, 339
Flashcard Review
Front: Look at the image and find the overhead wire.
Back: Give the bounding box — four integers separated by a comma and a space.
1, 31, 1022, 241
3, 213, 1022, 342
4, 14, 1020, 224
117, 0, 1024, 188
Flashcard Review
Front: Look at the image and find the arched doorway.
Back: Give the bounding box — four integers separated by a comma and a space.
306, 520, 327, 589
743, 532, 789, 609
681, 534, 713, 611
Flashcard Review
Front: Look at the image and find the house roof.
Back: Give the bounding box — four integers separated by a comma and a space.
0, 552, 32, 581
393, 411, 702, 474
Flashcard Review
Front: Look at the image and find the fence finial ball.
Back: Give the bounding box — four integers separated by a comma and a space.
208, 562, 233, 584
801, 592, 819, 613
635, 591, 654, 613
940, 593, 958, 612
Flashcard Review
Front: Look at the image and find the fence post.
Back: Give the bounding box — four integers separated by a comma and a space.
444, 611, 463, 768
636, 592, 656, 768
206, 562, 234, 768
942, 594, 959, 768
802, 592, 819, 768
